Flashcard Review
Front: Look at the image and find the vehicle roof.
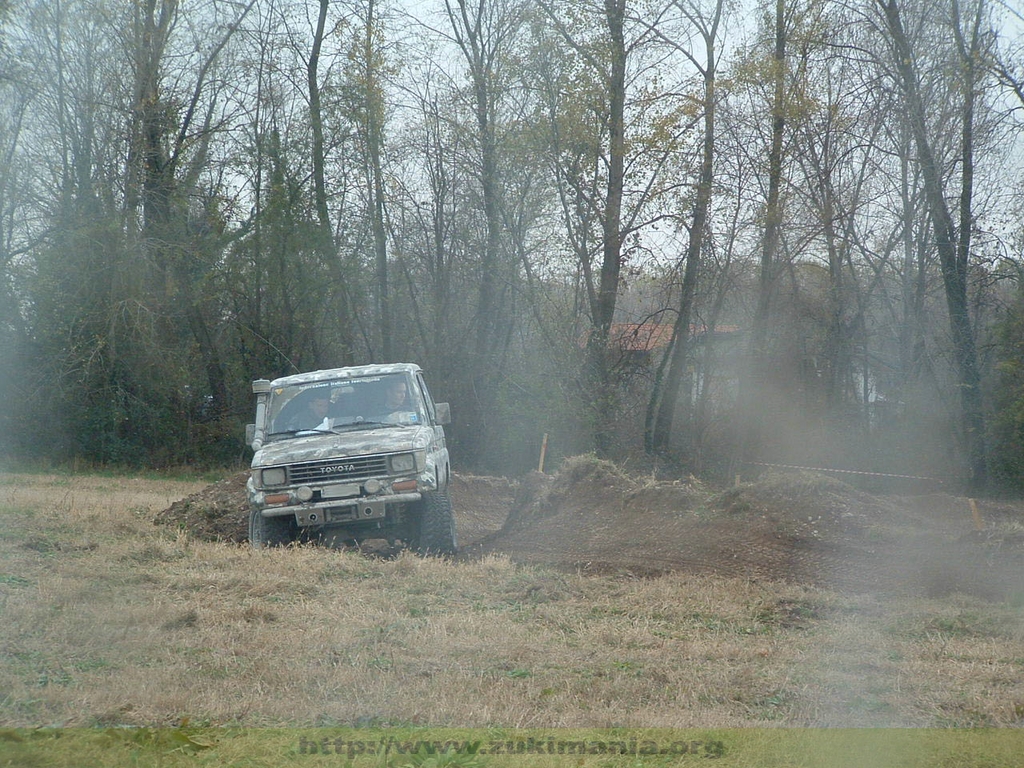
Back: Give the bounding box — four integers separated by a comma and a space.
265, 363, 422, 389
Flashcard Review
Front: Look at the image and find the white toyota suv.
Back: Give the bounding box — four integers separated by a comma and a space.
245, 363, 455, 554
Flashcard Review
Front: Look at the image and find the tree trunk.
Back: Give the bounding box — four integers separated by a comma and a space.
445, 0, 521, 461
736, 0, 787, 473
589, 0, 628, 456
364, 0, 392, 361
878, 0, 987, 488
309, 0, 355, 365
648, 1, 720, 455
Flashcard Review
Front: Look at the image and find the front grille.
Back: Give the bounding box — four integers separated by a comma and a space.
288, 455, 389, 484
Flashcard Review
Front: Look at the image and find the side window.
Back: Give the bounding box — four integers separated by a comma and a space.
416, 374, 436, 422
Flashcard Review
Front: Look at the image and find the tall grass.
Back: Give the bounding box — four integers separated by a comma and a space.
1, 472, 1022, 728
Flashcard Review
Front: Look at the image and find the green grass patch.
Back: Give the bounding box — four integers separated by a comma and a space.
3, 727, 1024, 767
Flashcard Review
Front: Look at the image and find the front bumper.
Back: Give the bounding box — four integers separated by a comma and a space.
251, 490, 422, 527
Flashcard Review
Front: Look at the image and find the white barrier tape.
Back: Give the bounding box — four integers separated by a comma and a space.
750, 462, 948, 483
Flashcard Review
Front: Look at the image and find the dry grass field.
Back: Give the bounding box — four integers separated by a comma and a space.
2, 468, 1024, 733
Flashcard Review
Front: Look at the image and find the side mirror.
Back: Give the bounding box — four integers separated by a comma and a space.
434, 402, 451, 425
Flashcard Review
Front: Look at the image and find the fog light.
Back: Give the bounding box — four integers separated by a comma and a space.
364, 479, 382, 494
296, 485, 314, 502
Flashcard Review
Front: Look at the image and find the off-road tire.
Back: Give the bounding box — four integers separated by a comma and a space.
412, 490, 457, 556
249, 508, 295, 548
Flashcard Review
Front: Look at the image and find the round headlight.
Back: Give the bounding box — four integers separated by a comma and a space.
390, 453, 416, 473
262, 467, 287, 486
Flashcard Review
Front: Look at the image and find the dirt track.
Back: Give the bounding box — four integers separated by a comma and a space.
157, 457, 1024, 601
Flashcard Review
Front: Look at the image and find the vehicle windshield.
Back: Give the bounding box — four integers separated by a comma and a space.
266, 373, 423, 438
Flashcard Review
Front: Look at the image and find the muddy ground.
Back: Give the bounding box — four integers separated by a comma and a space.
156, 457, 1024, 601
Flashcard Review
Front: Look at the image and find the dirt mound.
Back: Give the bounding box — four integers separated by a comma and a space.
468, 461, 1024, 600
154, 471, 250, 541
156, 459, 1024, 600
154, 470, 516, 547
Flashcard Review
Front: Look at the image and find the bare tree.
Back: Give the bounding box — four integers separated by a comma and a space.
536, 0, 668, 455
363, 0, 392, 360
308, 0, 356, 365
647, 0, 725, 456
876, 0, 989, 487
129, 0, 257, 415
440, 0, 527, 457
733, 0, 793, 473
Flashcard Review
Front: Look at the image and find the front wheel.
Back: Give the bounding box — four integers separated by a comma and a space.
410, 490, 457, 556
249, 508, 295, 548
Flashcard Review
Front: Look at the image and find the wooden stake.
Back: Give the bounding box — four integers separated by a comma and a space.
538, 433, 549, 473
969, 498, 983, 531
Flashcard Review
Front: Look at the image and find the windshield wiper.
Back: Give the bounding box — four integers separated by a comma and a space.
268, 419, 398, 438
331, 420, 392, 431
267, 428, 336, 438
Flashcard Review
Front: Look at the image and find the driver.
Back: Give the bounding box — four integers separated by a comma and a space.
285, 391, 331, 431
381, 379, 411, 423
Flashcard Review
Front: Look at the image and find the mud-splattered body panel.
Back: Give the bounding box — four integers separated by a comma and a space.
246, 364, 450, 540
